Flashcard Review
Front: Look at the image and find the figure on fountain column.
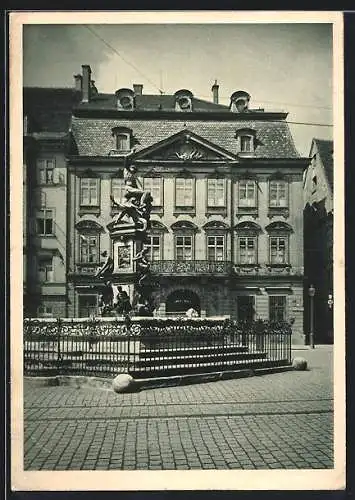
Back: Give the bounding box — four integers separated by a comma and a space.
95, 250, 114, 279
133, 247, 151, 286
99, 280, 114, 315
110, 192, 148, 231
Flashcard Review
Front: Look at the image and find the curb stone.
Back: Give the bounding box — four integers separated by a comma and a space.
24, 365, 294, 392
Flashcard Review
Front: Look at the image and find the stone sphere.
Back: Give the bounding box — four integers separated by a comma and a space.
292, 357, 308, 371
112, 373, 135, 393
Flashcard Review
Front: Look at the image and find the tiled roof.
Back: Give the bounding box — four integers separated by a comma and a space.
23, 87, 81, 133
314, 138, 333, 190
76, 93, 229, 112
71, 116, 300, 159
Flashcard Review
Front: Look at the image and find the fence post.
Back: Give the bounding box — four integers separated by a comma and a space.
56, 317, 63, 375
125, 314, 131, 374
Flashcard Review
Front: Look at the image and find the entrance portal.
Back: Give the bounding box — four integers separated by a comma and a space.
166, 289, 201, 316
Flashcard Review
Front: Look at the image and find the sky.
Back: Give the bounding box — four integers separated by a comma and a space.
23, 22, 333, 156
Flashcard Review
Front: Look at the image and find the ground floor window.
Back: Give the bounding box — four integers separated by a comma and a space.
269, 295, 286, 321
78, 294, 97, 318
37, 305, 53, 317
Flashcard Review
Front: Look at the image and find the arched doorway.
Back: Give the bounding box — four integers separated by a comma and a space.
165, 289, 201, 316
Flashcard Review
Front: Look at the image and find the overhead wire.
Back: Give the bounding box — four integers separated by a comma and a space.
83, 25, 164, 94
82, 25, 332, 128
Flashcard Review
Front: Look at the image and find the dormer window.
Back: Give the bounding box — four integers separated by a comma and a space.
230, 90, 251, 113
111, 127, 132, 153
115, 88, 135, 111
235, 128, 256, 154
241, 135, 252, 152
116, 133, 130, 151
174, 89, 193, 112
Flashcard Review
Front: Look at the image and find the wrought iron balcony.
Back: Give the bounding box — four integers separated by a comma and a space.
150, 260, 233, 276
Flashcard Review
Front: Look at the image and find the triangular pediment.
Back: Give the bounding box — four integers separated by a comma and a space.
134, 129, 236, 161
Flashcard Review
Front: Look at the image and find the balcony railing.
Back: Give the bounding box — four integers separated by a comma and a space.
150, 260, 233, 275
75, 263, 101, 275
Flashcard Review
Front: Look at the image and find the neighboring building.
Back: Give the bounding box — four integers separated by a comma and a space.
304, 138, 334, 343
23, 87, 81, 317
24, 65, 309, 344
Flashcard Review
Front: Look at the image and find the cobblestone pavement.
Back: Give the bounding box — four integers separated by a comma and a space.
24, 347, 334, 470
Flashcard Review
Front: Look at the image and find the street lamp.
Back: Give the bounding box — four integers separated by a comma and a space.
308, 284, 316, 349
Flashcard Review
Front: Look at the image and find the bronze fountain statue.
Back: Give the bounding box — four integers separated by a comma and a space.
95, 157, 157, 317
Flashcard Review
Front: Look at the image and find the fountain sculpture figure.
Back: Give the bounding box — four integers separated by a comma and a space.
95, 157, 157, 317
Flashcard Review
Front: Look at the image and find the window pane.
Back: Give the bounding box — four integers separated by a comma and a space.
207, 179, 225, 207
81, 179, 98, 206
239, 181, 256, 207
269, 296, 286, 321
176, 178, 193, 206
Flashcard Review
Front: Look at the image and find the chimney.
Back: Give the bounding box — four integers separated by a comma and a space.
133, 84, 143, 96
81, 65, 92, 103
74, 74, 82, 92
212, 80, 219, 104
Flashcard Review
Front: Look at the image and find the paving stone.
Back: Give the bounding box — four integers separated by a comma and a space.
24, 347, 334, 471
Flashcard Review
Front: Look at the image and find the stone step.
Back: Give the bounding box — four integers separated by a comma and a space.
131, 358, 280, 378
139, 344, 249, 358
134, 350, 268, 367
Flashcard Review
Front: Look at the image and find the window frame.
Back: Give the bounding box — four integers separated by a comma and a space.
143, 176, 164, 209
269, 179, 289, 208
147, 234, 163, 261
78, 294, 98, 318
238, 179, 257, 208
38, 257, 54, 283
37, 158, 55, 185
174, 176, 196, 215
269, 235, 289, 265
269, 295, 287, 322
79, 233, 100, 264
37, 305, 54, 317
111, 177, 125, 213
206, 178, 226, 209
206, 234, 226, 262
36, 208, 54, 236
80, 177, 100, 207
238, 235, 258, 265
174, 233, 194, 261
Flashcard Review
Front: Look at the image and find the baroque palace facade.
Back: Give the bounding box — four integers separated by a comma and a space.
23, 65, 309, 344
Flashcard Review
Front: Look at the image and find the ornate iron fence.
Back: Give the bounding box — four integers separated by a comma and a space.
150, 260, 232, 275
23, 317, 292, 379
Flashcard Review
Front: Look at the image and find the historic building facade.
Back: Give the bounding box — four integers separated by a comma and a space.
304, 138, 333, 343
23, 65, 309, 343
